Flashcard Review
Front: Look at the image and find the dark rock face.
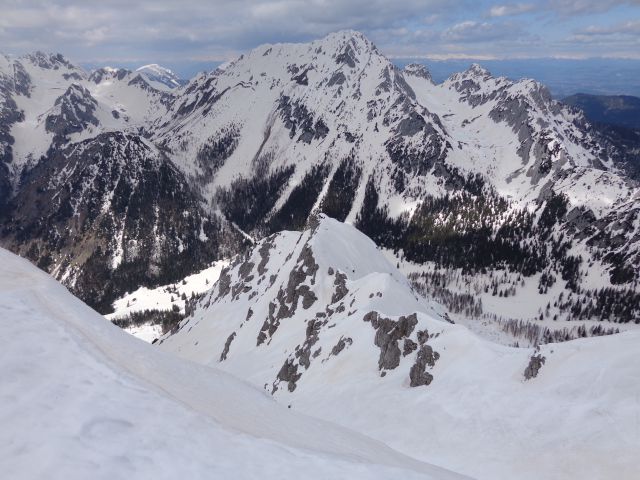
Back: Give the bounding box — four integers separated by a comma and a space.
409, 344, 440, 387
364, 311, 418, 371
524, 353, 546, 380
327, 71, 346, 87
403, 63, 432, 82
11, 62, 32, 97
489, 96, 534, 164
0, 60, 32, 202
385, 119, 448, 176
196, 124, 240, 182
257, 236, 275, 276
335, 43, 358, 68
216, 269, 232, 300
295, 318, 323, 369
292, 67, 312, 86
276, 359, 302, 392
403, 338, 418, 356
1, 132, 243, 313
0, 78, 24, 208
220, 332, 236, 361
89, 67, 130, 84
45, 84, 99, 140
257, 242, 319, 346
363, 311, 439, 385
284, 245, 319, 310
330, 271, 348, 304
331, 336, 353, 356
278, 95, 329, 144
26, 52, 76, 71
256, 302, 278, 346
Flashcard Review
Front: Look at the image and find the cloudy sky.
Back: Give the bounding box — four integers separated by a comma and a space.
1, 0, 639, 67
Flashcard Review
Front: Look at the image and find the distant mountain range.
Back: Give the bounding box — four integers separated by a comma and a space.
1, 30, 639, 335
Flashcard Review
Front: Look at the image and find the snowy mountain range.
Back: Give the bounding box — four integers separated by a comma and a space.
2, 30, 640, 480
1, 31, 638, 327
158, 214, 639, 479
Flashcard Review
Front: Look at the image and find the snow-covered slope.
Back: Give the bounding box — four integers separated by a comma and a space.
2, 31, 639, 331
152, 30, 637, 227
0, 52, 172, 185
154, 30, 448, 211
147, 30, 639, 302
0, 246, 467, 480
106, 259, 229, 342
2, 132, 244, 313
136, 63, 186, 90
405, 62, 634, 212
160, 215, 640, 480
0, 52, 244, 315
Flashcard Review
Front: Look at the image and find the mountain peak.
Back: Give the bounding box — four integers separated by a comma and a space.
88, 66, 131, 83
136, 63, 184, 89
322, 29, 371, 44
466, 63, 491, 78
403, 63, 433, 82
316, 30, 379, 59
24, 51, 77, 71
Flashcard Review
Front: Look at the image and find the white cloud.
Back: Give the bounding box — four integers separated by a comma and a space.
0, 0, 638, 65
579, 19, 640, 36
546, 0, 639, 15
489, 3, 534, 17
442, 20, 523, 42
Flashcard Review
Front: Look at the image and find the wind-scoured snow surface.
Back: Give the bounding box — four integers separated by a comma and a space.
161, 216, 640, 480
0, 247, 467, 480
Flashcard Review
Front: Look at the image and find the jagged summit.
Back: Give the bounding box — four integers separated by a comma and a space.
229, 29, 382, 77
403, 63, 433, 82
88, 66, 131, 83
253, 30, 377, 55
443, 62, 494, 88
466, 62, 491, 77
23, 51, 77, 71
317, 29, 379, 53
